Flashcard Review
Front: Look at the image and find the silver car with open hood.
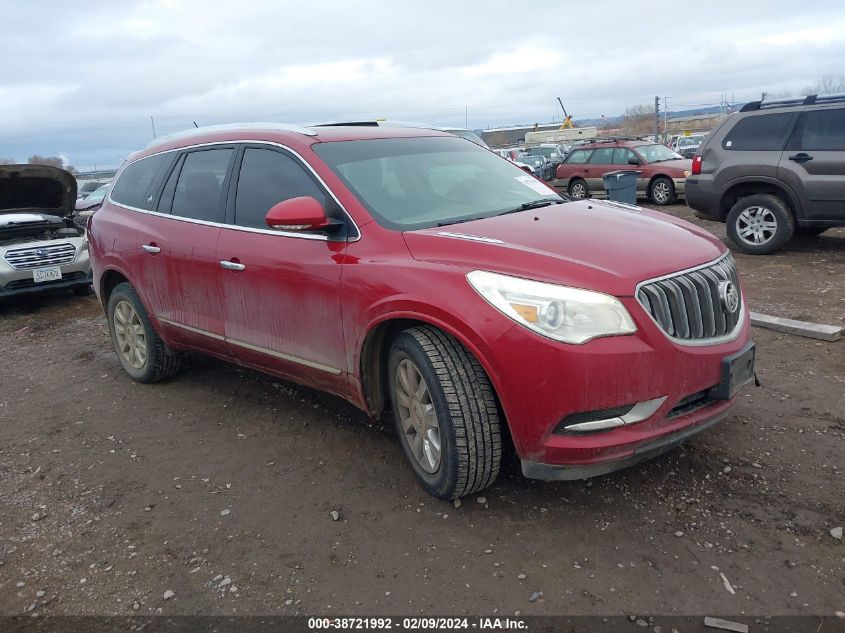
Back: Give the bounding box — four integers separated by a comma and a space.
0, 165, 92, 298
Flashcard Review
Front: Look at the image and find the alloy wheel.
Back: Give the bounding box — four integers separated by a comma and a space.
113, 300, 147, 370
736, 206, 778, 245
652, 181, 671, 203
395, 358, 441, 474
569, 181, 587, 198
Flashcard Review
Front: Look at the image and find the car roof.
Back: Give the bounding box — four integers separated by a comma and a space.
135, 122, 452, 161
574, 139, 652, 149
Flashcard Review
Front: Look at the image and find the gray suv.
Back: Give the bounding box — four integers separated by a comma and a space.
685, 94, 845, 254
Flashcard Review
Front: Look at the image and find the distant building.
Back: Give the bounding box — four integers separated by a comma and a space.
481, 123, 562, 148
665, 113, 728, 134
75, 169, 117, 181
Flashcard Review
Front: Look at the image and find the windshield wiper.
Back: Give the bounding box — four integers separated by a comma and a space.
436, 216, 486, 227
497, 198, 564, 216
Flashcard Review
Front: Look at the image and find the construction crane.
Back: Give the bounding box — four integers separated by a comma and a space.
556, 97, 575, 129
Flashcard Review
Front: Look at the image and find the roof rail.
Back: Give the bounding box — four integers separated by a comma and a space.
740, 93, 845, 112
313, 120, 434, 129
145, 122, 317, 149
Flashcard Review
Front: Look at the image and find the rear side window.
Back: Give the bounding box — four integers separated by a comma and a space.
723, 113, 797, 151
588, 148, 614, 164
565, 149, 592, 164
233, 148, 326, 229
794, 108, 845, 151
613, 148, 637, 164
110, 154, 170, 209
170, 149, 233, 222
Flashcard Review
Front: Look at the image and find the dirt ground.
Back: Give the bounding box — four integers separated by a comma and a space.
0, 204, 843, 620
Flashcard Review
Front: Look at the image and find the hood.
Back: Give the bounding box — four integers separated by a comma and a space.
0, 164, 77, 217
402, 200, 725, 297
650, 158, 692, 173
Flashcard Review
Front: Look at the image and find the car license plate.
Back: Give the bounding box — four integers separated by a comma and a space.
33, 266, 62, 284
711, 343, 756, 400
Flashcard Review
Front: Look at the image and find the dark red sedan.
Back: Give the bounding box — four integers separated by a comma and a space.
554, 139, 692, 205
88, 123, 753, 499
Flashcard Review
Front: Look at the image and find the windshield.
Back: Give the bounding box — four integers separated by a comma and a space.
677, 136, 703, 147
636, 144, 683, 163
314, 136, 564, 230
85, 185, 109, 202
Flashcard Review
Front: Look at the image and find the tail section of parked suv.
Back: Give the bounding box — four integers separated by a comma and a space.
685, 93, 845, 254
88, 123, 754, 499
1, 165, 92, 298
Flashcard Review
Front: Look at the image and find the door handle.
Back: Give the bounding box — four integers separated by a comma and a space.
788, 153, 813, 163
141, 243, 161, 254
220, 260, 246, 271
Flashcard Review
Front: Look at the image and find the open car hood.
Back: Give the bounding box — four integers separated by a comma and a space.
0, 164, 77, 217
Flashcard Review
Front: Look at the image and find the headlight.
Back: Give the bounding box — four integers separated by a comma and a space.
77, 209, 97, 217
466, 270, 636, 344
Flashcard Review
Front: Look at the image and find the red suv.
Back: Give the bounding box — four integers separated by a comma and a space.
89, 123, 754, 500
555, 140, 692, 205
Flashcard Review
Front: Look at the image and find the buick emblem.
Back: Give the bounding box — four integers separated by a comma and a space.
718, 280, 740, 314
35, 249, 50, 258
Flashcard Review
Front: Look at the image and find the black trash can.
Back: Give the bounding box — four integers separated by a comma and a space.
602, 170, 641, 205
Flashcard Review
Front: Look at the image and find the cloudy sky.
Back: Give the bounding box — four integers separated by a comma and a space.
2, 0, 844, 170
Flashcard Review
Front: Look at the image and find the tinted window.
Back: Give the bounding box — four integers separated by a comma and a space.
588, 148, 614, 164
723, 113, 797, 151
796, 108, 845, 151
234, 148, 326, 229
613, 148, 637, 164
111, 154, 170, 209
565, 149, 592, 164
171, 149, 233, 222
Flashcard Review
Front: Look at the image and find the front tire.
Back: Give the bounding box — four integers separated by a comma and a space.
726, 194, 795, 255
388, 326, 502, 500
649, 176, 676, 205
107, 282, 183, 383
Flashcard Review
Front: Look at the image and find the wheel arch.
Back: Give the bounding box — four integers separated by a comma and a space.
99, 268, 131, 309
718, 178, 801, 220
357, 313, 514, 447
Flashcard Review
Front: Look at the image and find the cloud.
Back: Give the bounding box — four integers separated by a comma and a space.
1, 0, 843, 168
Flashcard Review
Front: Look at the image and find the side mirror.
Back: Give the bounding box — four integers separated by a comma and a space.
628, 157, 642, 166
265, 196, 339, 232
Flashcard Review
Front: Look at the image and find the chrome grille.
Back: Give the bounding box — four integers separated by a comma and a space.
4, 243, 77, 270
637, 255, 742, 341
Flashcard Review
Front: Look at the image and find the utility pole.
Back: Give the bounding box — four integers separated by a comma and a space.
654, 96, 660, 142
150, 116, 157, 139
663, 96, 668, 140
465, 106, 468, 129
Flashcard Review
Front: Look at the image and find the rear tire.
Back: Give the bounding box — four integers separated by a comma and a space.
387, 326, 501, 500
726, 194, 795, 255
106, 282, 183, 383
649, 176, 676, 205
568, 178, 589, 199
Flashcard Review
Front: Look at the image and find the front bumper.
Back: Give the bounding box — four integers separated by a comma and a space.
0, 236, 92, 298
483, 295, 752, 478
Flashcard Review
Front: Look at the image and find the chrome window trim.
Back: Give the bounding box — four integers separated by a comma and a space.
158, 317, 342, 375
635, 252, 745, 347
107, 140, 361, 242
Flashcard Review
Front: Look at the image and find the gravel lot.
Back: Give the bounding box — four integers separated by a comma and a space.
1, 204, 843, 619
